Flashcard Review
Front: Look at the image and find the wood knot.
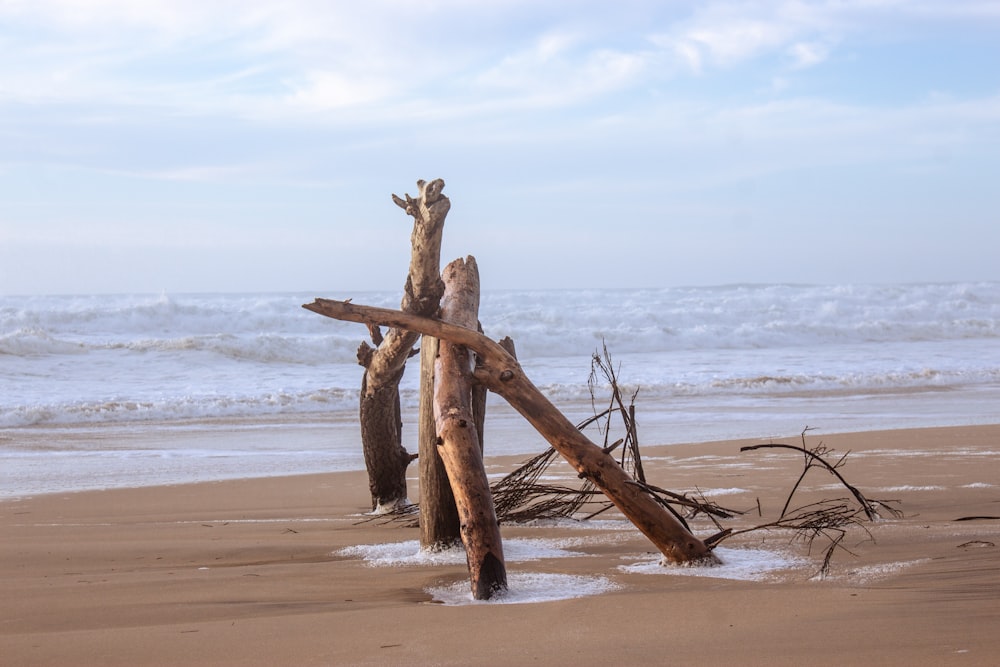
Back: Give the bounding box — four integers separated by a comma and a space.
356, 341, 374, 368
499, 370, 514, 382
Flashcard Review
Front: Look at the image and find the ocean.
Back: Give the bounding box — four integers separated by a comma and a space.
2, 283, 998, 498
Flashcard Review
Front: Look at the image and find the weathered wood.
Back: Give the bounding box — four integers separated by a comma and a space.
434, 257, 507, 599
357, 179, 449, 511
358, 364, 409, 511
303, 297, 719, 565
418, 334, 460, 549
471, 340, 487, 453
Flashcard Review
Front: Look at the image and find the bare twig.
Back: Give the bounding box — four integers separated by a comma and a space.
739, 427, 898, 521
723, 430, 903, 576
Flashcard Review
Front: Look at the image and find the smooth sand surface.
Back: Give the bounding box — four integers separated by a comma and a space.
3, 425, 999, 666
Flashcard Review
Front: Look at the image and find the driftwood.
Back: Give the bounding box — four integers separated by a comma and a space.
492, 448, 600, 523
420, 327, 499, 549
302, 297, 718, 565
418, 334, 460, 548
740, 429, 900, 522
492, 396, 740, 528
433, 257, 507, 598
724, 429, 903, 576
357, 179, 449, 511
587, 344, 646, 483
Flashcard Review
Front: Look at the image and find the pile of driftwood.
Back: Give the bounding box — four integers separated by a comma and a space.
304, 179, 898, 598
305, 179, 717, 598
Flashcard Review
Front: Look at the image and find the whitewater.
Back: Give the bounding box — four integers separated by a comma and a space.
2, 283, 998, 497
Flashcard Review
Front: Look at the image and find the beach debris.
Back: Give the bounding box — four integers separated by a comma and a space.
306, 179, 778, 595
956, 540, 995, 548
726, 428, 903, 577
740, 428, 897, 521
355, 178, 450, 513
305, 292, 718, 568
416, 333, 462, 547
430, 256, 507, 599
489, 424, 905, 579
492, 346, 740, 529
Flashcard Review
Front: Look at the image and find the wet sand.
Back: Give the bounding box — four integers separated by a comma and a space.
3, 425, 999, 666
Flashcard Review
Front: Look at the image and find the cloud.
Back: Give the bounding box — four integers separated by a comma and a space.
0, 2, 673, 124
0, 1, 417, 112
649, 0, 1000, 78
286, 70, 398, 112
3, 0, 996, 127
788, 40, 831, 69
2, 1, 999, 192
650, 1, 840, 73
474, 30, 649, 108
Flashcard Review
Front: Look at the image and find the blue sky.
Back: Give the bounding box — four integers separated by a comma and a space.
1, 1, 998, 294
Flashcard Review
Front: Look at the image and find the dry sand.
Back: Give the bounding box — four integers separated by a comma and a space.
3, 425, 999, 666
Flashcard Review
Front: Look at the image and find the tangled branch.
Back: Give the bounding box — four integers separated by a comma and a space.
490, 343, 742, 525
722, 427, 904, 576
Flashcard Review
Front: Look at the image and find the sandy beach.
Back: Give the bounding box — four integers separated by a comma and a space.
3, 425, 998, 666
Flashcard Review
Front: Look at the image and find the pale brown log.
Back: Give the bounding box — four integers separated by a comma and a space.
302, 297, 719, 565
367, 179, 448, 388
433, 257, 507, 599
418, 335, 460, 549
358, 179, 449, 510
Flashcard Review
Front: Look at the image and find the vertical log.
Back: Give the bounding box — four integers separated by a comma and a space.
471, 342, 487, 453
357, 179, 449, 511
418, 335, 460, 549
357, 362, 409, 510
434, 256, 507, 599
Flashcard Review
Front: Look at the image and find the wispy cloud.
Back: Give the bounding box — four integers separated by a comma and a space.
644, 0, 1000, 76
3, 0, 996, 122
473, 30, 649, 109
788, 40, 831, 69
650, 1, 846, 73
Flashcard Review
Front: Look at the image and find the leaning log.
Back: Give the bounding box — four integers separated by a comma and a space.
302, 298, 719, 565
434, 257, 507, 598
356, 179, 449, 511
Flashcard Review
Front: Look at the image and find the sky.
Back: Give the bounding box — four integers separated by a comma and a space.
1, 0, 998, 295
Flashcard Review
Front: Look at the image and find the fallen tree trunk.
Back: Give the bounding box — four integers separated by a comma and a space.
434, 256, 507, 599
303, 297, 719, 565
356, 179, 449, 511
